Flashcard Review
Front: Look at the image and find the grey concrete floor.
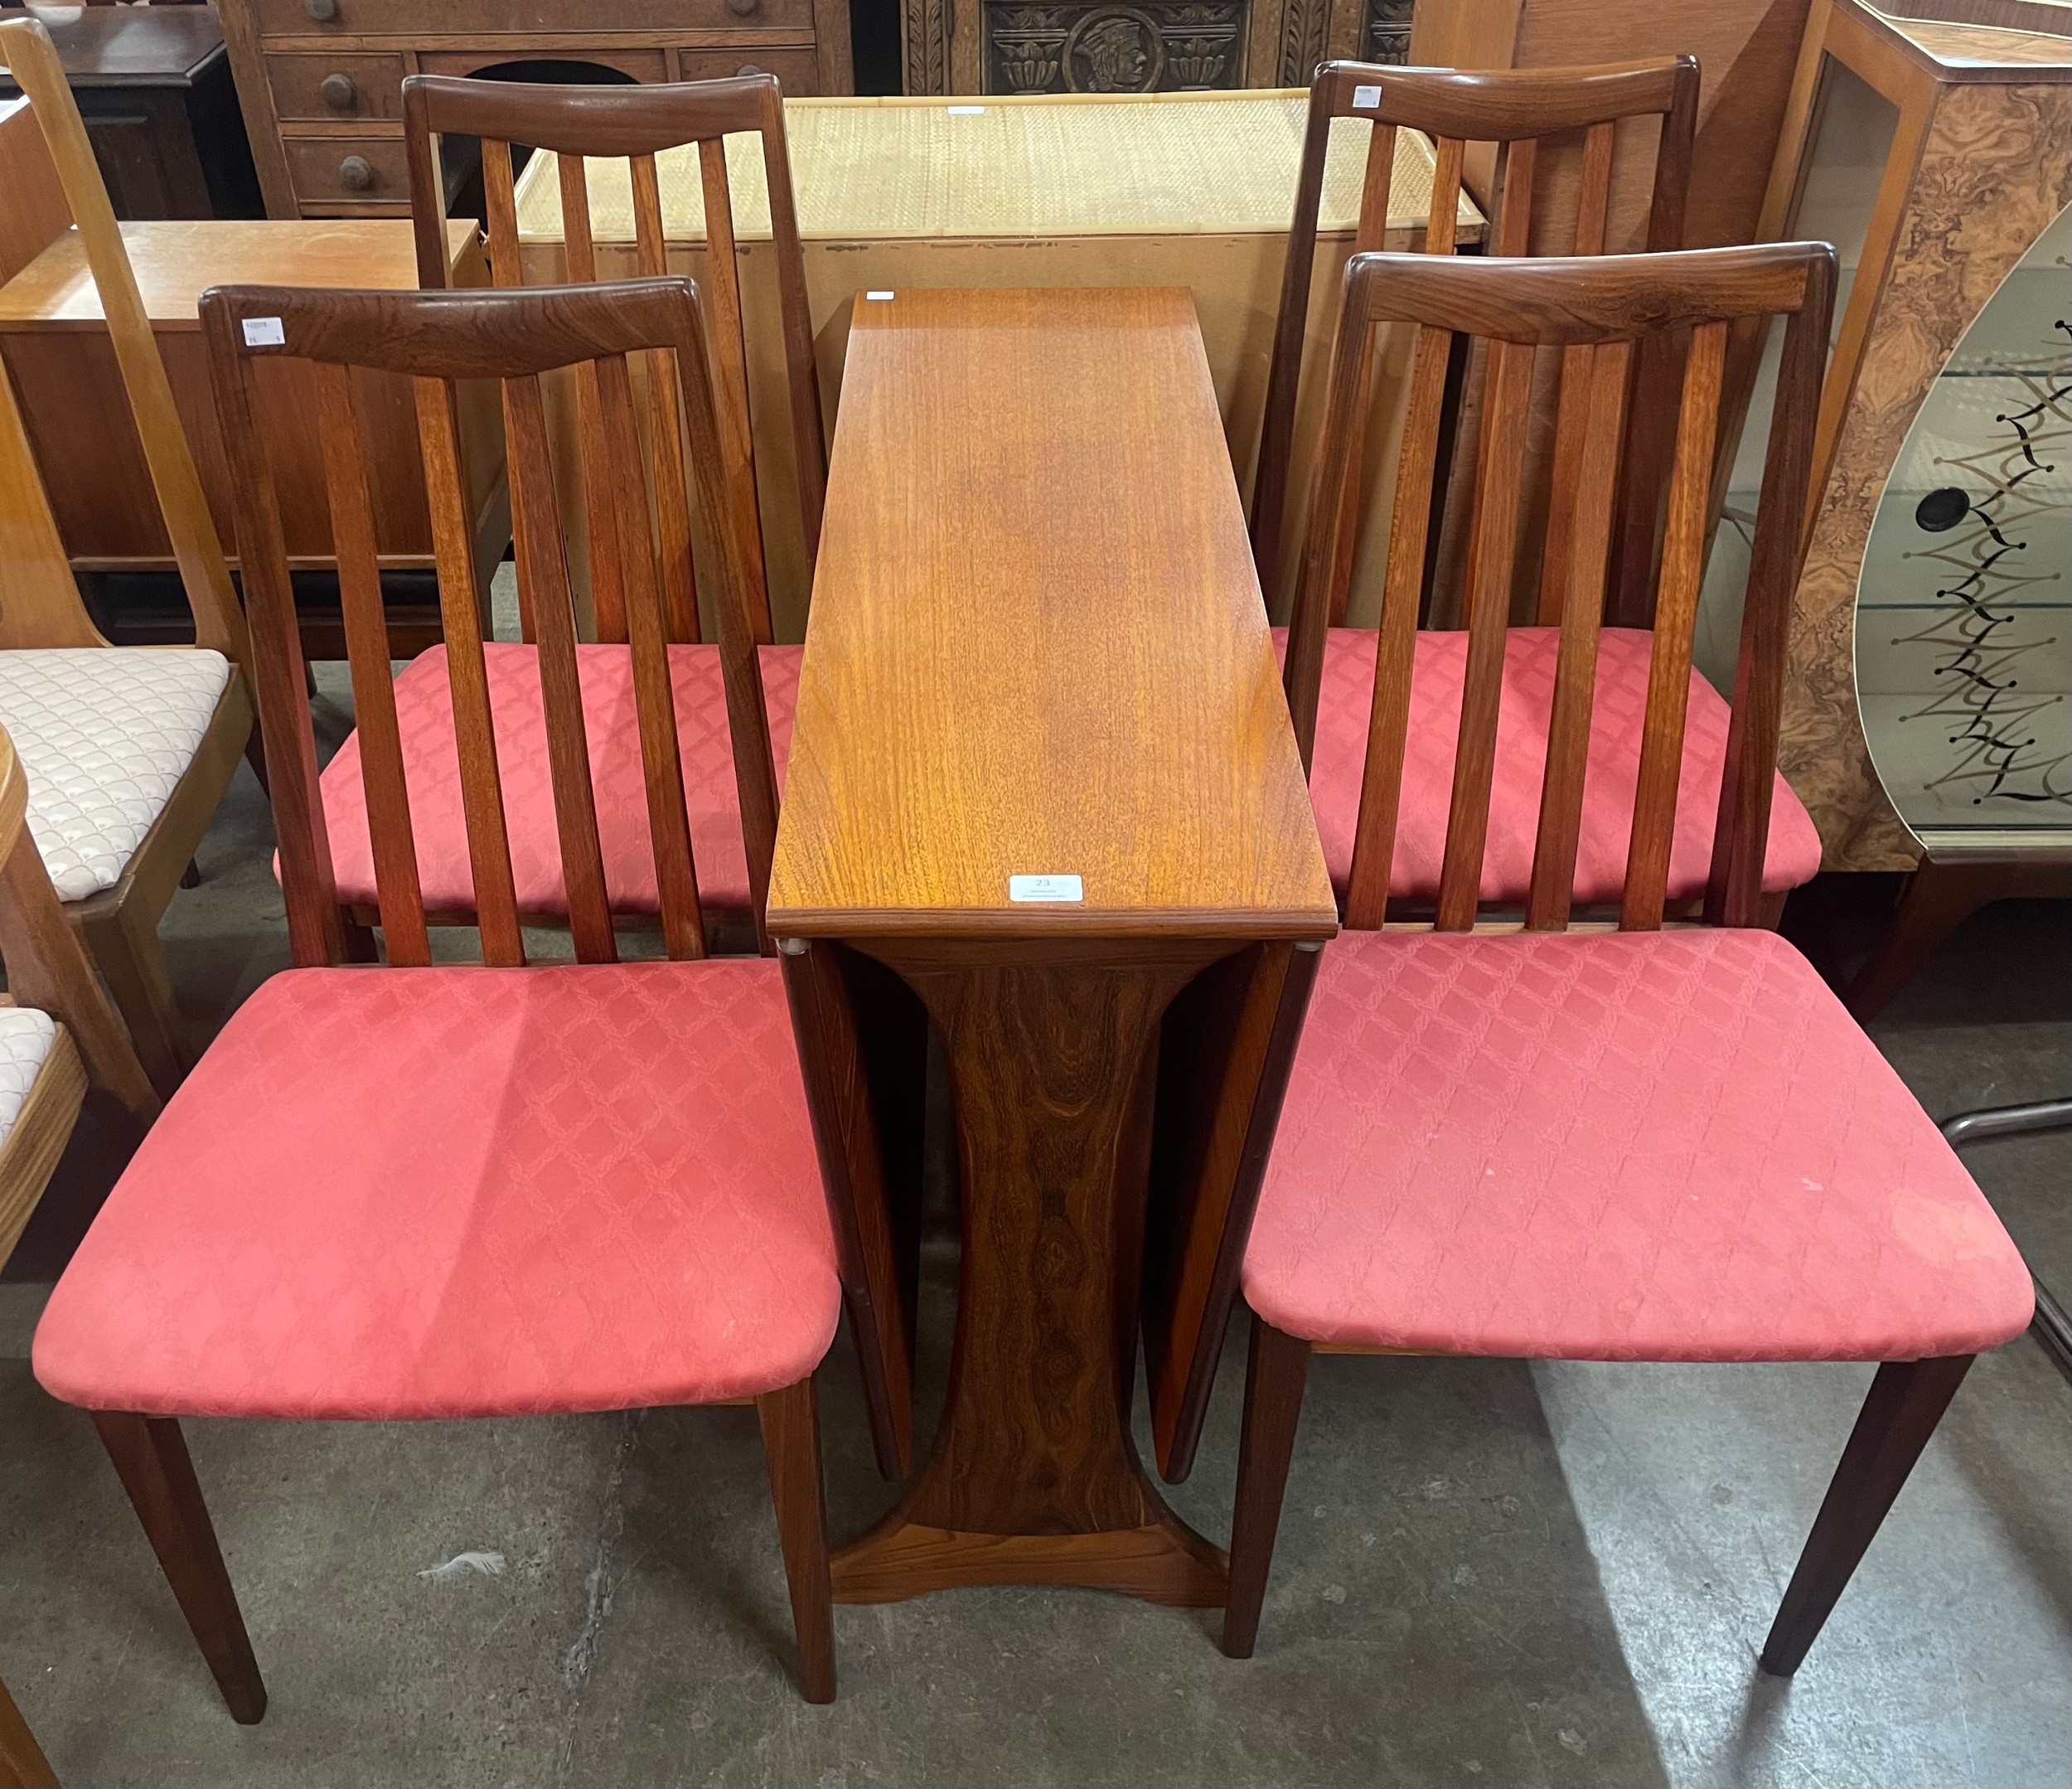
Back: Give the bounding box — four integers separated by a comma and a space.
1, 679, 2067, 1786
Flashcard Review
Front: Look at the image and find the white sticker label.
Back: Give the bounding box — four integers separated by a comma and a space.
946, 104, 985, 114
864, 289, 896, 301
241, 316, 286, 347
1351, 83, 1382, 110
1009, 874, 1084, 904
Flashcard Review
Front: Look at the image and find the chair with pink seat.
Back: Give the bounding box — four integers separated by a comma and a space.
28, 274, 901, 1713
1208, 242, 2036, 1669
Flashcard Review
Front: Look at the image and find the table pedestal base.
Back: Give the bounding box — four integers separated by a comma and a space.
830, 938, 1232, 1607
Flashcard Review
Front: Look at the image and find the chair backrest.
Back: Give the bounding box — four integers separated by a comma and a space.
402, 73, 823, 646
201, 278, 782, 970
1286, 242, 1835, 934
1251, 56, 1701, 618
0, 17, 247, 672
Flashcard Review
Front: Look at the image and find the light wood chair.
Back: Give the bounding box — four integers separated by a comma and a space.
1206, 244, 2038, 1678
27, 274, 910, 1716
0, 18, 256, 1098
1251, 55, 1700, 621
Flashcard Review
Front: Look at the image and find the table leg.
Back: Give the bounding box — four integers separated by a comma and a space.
829, 938, 1232, 1607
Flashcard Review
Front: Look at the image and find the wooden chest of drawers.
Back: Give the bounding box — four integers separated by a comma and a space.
217, 0, 854, 218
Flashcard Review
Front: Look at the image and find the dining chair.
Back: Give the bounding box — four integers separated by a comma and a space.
1251, 54, 1699, 619
28, 275, 895, 1713
0, 1674, 56, 1789
1214, 244, 2036, 1671
287, 73, 825, 951
0, 17, 258, 1098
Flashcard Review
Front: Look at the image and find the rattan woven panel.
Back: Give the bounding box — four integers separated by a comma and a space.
514, 91, 1472, 245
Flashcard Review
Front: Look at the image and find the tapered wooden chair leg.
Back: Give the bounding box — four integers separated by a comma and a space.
90, 1413, 266, 1723
0, 1672, 58, 1789
1760, 1355, 1973, 1676
1222, 1317, 1312, 1660
756, 1376, 836, 1704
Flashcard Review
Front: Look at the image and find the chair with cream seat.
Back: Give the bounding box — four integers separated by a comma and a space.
1205, 243, 2036, 1672
0, 18, 257, 1097
28, 274, 898, 1714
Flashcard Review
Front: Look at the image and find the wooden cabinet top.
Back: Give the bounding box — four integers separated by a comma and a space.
0, 217, 476, 330
767, 284, 1337, 942
0, 7, 225, 85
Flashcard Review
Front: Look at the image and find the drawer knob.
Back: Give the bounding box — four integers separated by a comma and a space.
736, 62, 767, 76
304, 0, 338, 20
319, 72, 357, 110
338, 153, 375, 192
727, 0, 762, 15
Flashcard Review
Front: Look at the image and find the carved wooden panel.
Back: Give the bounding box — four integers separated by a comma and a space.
912, 0, 1390, 94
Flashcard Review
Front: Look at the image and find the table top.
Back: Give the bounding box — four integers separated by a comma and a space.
0, 218, 477, 331
766, 284, 1338, 942
514, 90, 1484, 247
0, 7, 225, 86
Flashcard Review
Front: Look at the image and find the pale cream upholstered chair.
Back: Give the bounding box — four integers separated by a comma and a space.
0, 18, 256, 1097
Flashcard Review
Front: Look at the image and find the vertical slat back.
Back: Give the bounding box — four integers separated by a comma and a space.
414, 374, 526, 965
501, 371, 618, 961
481, 139, 524, 287
1533, 119, 1617, 626
556, 151, 630, 642
1523, 336, 1632, 930
757, 109, 827, 565
1423, 133, 1464, 255
1342, 321, 1454, 928
312, 362, 432, 966
595, 349, 707, 959
1434, 334, 1536, 932
631, 149, 701, 643
1619, 318, 1727, 931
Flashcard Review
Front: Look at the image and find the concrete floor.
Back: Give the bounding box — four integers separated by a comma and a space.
1, 686, 2067, 1787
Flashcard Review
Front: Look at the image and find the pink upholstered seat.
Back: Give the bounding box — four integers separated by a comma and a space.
320, 642, 803, 919
1243, 928, 2032, 1361
33, 961, 840, 1419
1271, 626, 1823, 906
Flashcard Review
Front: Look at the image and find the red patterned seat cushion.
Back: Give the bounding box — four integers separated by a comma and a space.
33, 962, 839, 1418
1244, 929, 2033, 1360
319, 642, 802, 918
1272, 627, 1823, 905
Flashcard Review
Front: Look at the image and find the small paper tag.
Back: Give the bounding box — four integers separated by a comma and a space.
1009, 874, 1084, 904
241, 316, 286, 347
946, 104, 985, 114
1351, 83, 1382, 110
864, 289, 895, 300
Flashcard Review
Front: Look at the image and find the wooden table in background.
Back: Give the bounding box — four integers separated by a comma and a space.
769, 285, 1335, 1607
0, 216, 505, 657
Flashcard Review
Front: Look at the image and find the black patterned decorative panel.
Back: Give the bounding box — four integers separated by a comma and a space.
1364, 0, 1413, 64
986, 2, 1247, 94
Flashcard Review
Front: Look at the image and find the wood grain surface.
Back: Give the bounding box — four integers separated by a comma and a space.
767, 286, 1335, 942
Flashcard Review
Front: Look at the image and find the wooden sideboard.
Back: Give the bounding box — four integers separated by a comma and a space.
898, 0, 1415, 97
215, 0, 856, 218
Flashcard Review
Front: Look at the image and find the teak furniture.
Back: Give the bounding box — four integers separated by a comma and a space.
31, 274, 874, 1715
766, 284, 1338, 1605
406, 72, 825, 639
0, 3, 261, 220
1250, 55, 1699, 619
1741, 0, 2072, 870
213, 0, 856, 220
1204, 245, 2035, 1682
0, 214, 502, 659
512, 90, 1484, 631
898, 0, 1414, 98
0, 17, 254, 1097
0, 1672, 56, 1789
